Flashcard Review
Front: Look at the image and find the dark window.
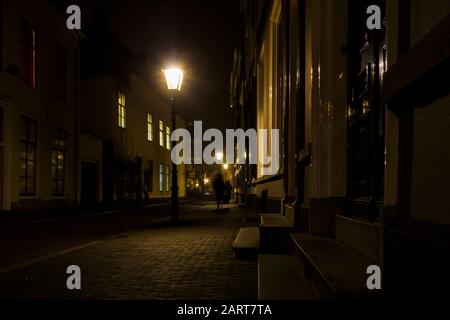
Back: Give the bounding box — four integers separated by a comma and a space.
56, 45, 67, 101
144, 160, 153, 193
51, 128, 66, 196
20, 20, 37, 88
20, 116, 37, 196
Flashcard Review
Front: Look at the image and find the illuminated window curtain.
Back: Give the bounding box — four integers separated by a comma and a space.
118, 91, 126, 128
166, 126, 171, 150
147, 113, 153, 141
159, 121, 164, 147
166, 165, 170, 192
159, 163, 164, 192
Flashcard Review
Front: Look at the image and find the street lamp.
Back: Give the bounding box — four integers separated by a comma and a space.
216, 152, 224, 176
215, 152, 223, 163
163, 67, 184, 223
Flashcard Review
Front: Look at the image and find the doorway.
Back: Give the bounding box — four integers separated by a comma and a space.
81, 161, 98, 206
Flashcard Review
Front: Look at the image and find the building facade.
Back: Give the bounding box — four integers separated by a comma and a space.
0, 0, 186, 211
0, 0, 80, 211
232, 0, 450, 296
80, 24, 186, 207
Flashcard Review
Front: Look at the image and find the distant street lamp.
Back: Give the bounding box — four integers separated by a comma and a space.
163, 67, 184, 223
223, 164, 229, 181
216, 152, 224, 176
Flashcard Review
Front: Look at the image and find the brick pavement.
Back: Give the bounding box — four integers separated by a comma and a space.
0, 204, 258, 299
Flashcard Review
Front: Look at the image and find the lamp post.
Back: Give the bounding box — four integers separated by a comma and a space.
163, 67, 184, 223
223, 164, 229, 181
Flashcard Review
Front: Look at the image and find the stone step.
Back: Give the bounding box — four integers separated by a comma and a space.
260, 214, 293, 227
232, 227, 260, 260
258, 254, 317, 300
259, 214, 295, 252
290, 233, 379, 299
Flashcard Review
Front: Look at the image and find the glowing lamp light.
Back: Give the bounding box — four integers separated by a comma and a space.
215, 152, 224, 162
163, 68, 184, 91
223, 164, 229, 170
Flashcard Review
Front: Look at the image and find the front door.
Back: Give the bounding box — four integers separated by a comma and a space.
346, 0, 386, 219
81, 161, 98, 206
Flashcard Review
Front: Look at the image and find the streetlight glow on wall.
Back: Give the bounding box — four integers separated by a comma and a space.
163, 67, 184, 223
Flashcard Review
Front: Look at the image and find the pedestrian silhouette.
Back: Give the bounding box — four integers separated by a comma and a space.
224, 180, 232, 204
213, 172, 225, 210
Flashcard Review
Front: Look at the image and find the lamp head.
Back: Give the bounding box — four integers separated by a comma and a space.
163, 68, 184, 91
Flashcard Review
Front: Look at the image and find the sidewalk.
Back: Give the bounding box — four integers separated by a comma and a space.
0, 203, 258, 299
0, 199, 189, 228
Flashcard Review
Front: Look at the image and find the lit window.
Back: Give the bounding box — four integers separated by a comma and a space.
20, 20, 37, 88
147, 113, 153, 141
118, 91, 126, 128
166, 126, 171, 150
166, 165, 170, 192
20, 116, 37, 196
159, 120, 164, 147
159, 163, 164, 192
51, 128, 66, 196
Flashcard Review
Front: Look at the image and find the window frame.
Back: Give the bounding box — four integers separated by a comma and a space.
19, 116, 37, 196
51, 127, 66, 196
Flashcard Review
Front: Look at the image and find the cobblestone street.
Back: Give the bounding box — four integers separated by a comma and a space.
0, 203, 257, 299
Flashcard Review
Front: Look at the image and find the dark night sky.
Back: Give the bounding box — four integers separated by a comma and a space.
92, 0, 240, 130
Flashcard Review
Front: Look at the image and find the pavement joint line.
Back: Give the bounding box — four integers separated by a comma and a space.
0, 204, 205, 275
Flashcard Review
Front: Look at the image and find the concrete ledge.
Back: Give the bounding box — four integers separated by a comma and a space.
290, 233, 376, 298
336, 215, 382, 263
232, 227, 260, 259
259, 214, 293, 227
258, 254, 317, 300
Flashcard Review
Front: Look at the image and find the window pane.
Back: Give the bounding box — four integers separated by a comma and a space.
57, 180, 64, 194
27, 161, 35, 177
52, 180, 57, 194
20, 143, 27, 160
26, 178, 35, 194
20, 161, 27, 177
27, 145, 35, 161
19, 178, 27, 194
21, 118, 27, 140
28, 120, 36, 143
